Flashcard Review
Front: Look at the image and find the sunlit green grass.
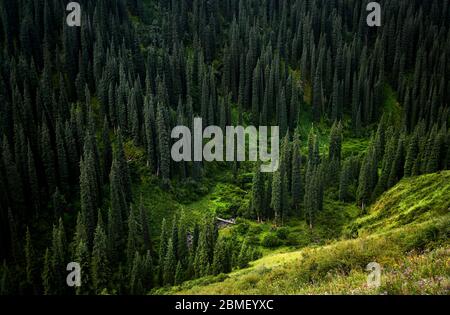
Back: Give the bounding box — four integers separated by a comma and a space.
348, 171, 450, 235
156, 172, 450, 295
164, 216, 448, 295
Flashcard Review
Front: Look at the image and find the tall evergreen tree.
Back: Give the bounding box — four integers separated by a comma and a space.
91, 222, 110, 294
74, 239, 90, 295
387, 136, 406, 188
115, 130, 132, 202
177, 212, 188, 267
291, 136, 302, 212
211, 237, 231, 275
339, 159, 353, 202
108, 159, 126, 264
141, 250, 154, 292
193, 228, 210, 278
251, 162, 264, 221
126, 204, 143, 270
158, 218, 168, 285
156, 103, 171, 185
271, 168, 282, 226
129, 251, 144, 295
404, 133, 419, 177
79, 152, 98, 245
174, 261, 184, 285
41, 248, 51, 295
312, 66, 323, 122
329, 121, 343, 163
374, 129, 396, 199
102, 118, 112, 182
357, 144, 378, 210
143, 96, 156, 173
163, 238, 176, 286
24, 227, 37, 294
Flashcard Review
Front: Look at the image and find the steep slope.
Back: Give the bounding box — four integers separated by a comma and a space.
347, 171, 450, 235
161, 172, 450, 295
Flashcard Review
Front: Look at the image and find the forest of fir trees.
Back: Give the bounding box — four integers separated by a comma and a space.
0, 0, 449, 294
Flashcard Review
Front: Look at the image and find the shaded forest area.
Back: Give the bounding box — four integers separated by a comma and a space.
0, 0, 449, 294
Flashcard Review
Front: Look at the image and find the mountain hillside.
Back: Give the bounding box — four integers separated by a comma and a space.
162, 172, 450, 295
1, 0, 449, 296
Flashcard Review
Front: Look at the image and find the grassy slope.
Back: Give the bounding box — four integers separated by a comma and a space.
162, 172, 450, 295
348, 172, 450, 235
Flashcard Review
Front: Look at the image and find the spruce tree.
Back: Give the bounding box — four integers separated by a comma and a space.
177, 212, 189, 267
174, 261, 184, 285
251, 163, 264, 221
143, 96, 156, 174
271, 169, 282, 226
102, 118, 112, 182
211, 237, 230, 275
357, 144, 378, 211
41, 248, 52, 295
158, 218, 168, 285
74, 239, 90, 295
51, 219, 67, 295
339, 159, 352, 202
308, 127, 320, 167
115, 130, 132, 202
387, 136, 406, 188
304, 163, 318, 229
126, 204, 142, 270
71, 212, 87, 254
312, 66, 322, 122
279, 89, 288, 137
108, 159, 126, 264
156, 103, 171, 185
24, 227, 37, 294
291, 137, 302, 213
193, 228, 210, 278
404, 133, 419, 177
251, 61, 261, 125
27, 142, 40, 216
139, 197, 152, 253
170, 215, 179, 262
129, 252, 143, 295
163, 238, 176, 286
329, 121, 343, 163
79, 153, 98, 245
91, 223, 110, 294
374, 129, 397, 199
56, 121, 69, 191
142, 250, 154, 291
425, 127, 440, 174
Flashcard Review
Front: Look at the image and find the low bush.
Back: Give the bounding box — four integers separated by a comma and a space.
276, 227, 290, 240
261, 233, 281, 248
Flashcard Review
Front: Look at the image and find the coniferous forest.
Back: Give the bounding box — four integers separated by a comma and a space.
0, 0, 449, 296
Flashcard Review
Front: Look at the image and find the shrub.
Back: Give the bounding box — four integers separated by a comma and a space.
276, 227, 290, 240
261, 233, 281, 248
249, 224, 263, 234
235, 222, 250, 235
